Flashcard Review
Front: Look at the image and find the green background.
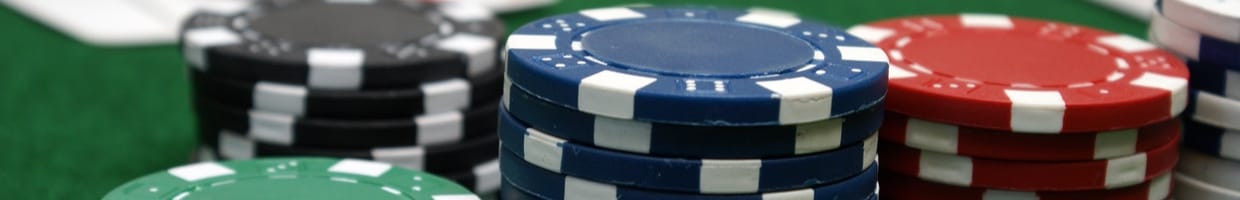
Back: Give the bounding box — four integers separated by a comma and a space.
0, 0, 1145, 199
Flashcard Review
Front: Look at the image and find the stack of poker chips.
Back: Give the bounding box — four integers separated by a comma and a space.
103, 158, 481, 199
178, 0, 505, 194
497, 6, 888, 200
848, 14, 1188, 199
1148, 0, 1240, 199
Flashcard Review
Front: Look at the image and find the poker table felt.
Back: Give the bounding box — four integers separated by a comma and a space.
0, 0, 1144, 199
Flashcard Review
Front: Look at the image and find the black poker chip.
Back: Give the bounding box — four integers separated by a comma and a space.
193, 98, 499, 148
189, 65, 502, 119
439, 159, 499, 193
180, 0, 505, 89
201, 128, 499, 174
189, 145, 501, 194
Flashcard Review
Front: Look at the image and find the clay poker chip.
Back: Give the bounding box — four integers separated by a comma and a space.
848, 14, 1189, 133
878, 135, 1179, 191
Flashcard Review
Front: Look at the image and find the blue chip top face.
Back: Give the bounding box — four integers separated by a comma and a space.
581, 20, 816, 76
505, 7, 889, 126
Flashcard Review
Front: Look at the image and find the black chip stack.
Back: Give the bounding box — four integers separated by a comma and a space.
177, 0, 506, 195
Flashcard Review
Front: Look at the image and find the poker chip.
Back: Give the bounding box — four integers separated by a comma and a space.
1185, 58, 1240, 100
880, 112, 1181, 161
190, 145, 500, 194
1150, 10, 1240, 68
103, 158, 479, 199
1178, 149, 1240, 192
190, 66, 503, 119
439, 159, 501, 194
1174, 172, 1240, 200
502, 82, 884, 158
499, 181, 878, 200
181, 0, 504, 89
1184, 90, 1240, 133
1180, 118, 1240, 162
1158, 0, 1240, 43
207, 130, 498, 174
504, 7, 889, 126
195, 99, 497, 148
878, 137, 1179, 191
498, 110, 877, 194
878, 171, 1173, 200
500, 181, 544, 200
499, 151, 879, 200
848, 14, 1189, 133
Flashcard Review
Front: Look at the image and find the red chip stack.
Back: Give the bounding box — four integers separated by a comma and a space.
848, 14, 1189, 199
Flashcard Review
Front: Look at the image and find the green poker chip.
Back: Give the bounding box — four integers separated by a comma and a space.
104, 157, 478, 200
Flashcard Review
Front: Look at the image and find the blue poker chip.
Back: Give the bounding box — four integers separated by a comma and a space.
500, 150, 879, 200
498, 110, 878, 194
504, 7, 889, 126
500, 180, 543, 200
1183, 90, 1240, 131
500, 180, 878, 200
1180, 117, 1240, 162
1187, 59, 1240, 98
1156, 0, 1240, 43
1150, 9, 1240, 68
502, 82, 882, 158
498, 180, 877, 200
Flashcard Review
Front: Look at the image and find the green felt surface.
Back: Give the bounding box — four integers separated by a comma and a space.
0, 0, 1145, 199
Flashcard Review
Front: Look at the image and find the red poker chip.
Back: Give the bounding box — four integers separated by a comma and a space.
880, 112, 1181, 161
847, 14, 1189, 133
879, 171, 1173, 200
878, 135, 1179, 191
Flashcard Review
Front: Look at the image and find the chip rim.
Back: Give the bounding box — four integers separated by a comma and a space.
205, 129, 498, 174
498, 110, 877, 194
880, 112, 1182, 161
878, 171, 1173, 200
878, 137, 1179, 191
190, 65, 503, 119
1150, 10, 1240, 68
439, 159, 501, 194
1159, 0, 1240, 43
1184, 58, 1240, 101
499, 179, 879, 200
1185, 90, 1240, 135
1177, 149, 1240, 192
502, 81, 883, 158
1180, 116, 1240, 162
194, 146, 502, 194
1173, 172, 1240, 199
499, 181, 542, 200
499, 151, 880, 200
195, 99, 498, 148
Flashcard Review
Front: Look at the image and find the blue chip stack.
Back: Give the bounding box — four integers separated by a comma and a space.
498, 6, 889, 200
1149, 0, 1240, 199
